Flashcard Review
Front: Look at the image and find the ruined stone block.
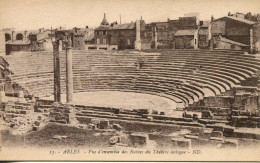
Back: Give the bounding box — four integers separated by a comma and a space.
32, 126, 39, 131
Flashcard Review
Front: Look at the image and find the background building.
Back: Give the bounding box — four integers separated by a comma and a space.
94, 14, 140, 50
141, 14, 200, 49
211, 14, 256, 51
174, 29, 198, 49
253, 23, 260, 53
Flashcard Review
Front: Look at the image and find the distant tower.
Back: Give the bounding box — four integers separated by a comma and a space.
120, 14, 121, 25
101, 13, 109, 26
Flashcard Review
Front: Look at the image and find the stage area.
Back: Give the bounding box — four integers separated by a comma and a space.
41, 91, 178, 115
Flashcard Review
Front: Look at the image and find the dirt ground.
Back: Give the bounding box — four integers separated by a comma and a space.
1, 123, 113, 149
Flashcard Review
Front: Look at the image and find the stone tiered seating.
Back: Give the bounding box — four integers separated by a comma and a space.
6, 50, 260, 108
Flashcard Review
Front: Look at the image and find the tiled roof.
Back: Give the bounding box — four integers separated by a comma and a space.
95, 23, 135, 30
174, 29, 197, 36
85, 33, 94, 41
111, 23, 135, 30
227, 16, 255, 25
215, 16, 256, 25
219, 37, 249, 46
95, 26, 112, 30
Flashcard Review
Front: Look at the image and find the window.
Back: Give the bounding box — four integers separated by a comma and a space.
5, 33, 11, 42
127, 39, 131, 45
97, 38, 100, 45
16, 33, 23, 40
78, 41, 80, 45
231, 44, 235, 49
103, 38, 106, 45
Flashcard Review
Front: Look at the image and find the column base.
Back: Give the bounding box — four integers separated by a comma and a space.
52, 101, 62, 107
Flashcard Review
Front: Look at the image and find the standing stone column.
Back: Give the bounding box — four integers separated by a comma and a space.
59, 40, 63, 51
154, 26, 158, 49
66, 41, 73, 103
53, 40, 61, 103
135, 20, 141, 50
250, 28, 253, 53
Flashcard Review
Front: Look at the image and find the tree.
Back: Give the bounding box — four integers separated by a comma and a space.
245, 12, 260, 22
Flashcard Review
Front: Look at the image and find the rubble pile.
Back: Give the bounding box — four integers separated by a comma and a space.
2, 101, 33, 122
0, 100, 49, 134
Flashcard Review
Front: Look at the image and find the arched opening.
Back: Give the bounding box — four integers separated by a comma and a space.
16, 33, 23, 40
5, 33, 11, 42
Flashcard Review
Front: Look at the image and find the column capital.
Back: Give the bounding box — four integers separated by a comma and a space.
64, 40, 72, 49
52, 40, 60, 46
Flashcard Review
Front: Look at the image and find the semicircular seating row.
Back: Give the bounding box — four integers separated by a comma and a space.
6, 50, 260, 107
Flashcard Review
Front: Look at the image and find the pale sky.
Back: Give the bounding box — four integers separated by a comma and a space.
0, 0, 260, 30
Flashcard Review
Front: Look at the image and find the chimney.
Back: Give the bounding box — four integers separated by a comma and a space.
211, 15, 214, 22
51, 26, 53, 41
12, 31, 14, 42
24, 31, 27, 41
120, 14, 121, 25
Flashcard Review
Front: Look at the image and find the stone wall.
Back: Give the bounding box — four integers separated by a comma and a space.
198, 28, 209, 49
253, 23, 260, 53
174, 36, 194, 49
0, 30, 6, 56
49, 104, 70, 124
211, 17, 252, 45
72, 35, 85, 50
203, 96, 233, 108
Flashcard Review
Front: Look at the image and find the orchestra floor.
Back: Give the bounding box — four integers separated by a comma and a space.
41, 91, 179, 115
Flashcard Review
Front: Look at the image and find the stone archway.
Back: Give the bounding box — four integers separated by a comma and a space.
5, 33, 11, 42
16, 33, 23, 40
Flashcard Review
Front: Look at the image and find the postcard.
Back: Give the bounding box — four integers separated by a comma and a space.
0, 0, 260, 161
